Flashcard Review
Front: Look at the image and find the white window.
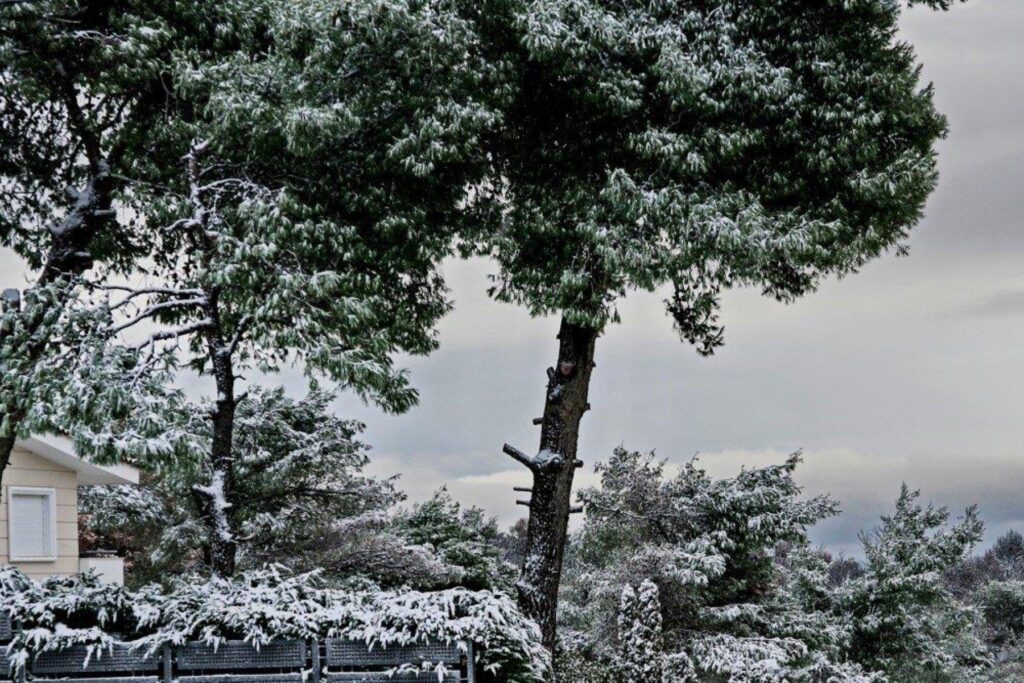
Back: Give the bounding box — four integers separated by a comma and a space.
7, 487, 57, 561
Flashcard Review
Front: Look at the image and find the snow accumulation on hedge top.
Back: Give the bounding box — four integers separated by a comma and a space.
0, 565, 550, 682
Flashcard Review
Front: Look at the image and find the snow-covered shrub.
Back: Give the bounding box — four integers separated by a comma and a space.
560, 448, 869, 681
553, 634, 617, 683
398, 489, 518, 593
0, 565, 548, 682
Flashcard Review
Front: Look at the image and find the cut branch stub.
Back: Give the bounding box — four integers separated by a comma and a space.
503, 443, 567, 472
569, 506, 584, 515
513, 487, 533, 493
503, 443, 538, 471
516, 499, 531, 507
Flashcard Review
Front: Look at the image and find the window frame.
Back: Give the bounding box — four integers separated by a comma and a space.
7, 486, 58, 562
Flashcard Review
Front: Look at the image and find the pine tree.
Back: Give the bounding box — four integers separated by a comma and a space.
839, 485, 986, 680
469, 0, 972, 647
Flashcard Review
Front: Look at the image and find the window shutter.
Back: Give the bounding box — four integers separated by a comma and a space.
9, 489, 55, 560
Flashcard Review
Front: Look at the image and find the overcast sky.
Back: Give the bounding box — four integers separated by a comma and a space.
2, 2, 1021, 558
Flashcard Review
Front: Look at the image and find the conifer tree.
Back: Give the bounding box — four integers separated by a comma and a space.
839, 485, 986, 680
616, 580, 665, 682
471, 0, 970, 647
561, 448, 871, 680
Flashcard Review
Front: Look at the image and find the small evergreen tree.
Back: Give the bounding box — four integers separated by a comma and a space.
616, 580, 665, 682
80, 388, 399, 583
839, 485, 986, 681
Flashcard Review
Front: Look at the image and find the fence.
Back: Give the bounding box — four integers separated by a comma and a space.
0, 611, 475, 683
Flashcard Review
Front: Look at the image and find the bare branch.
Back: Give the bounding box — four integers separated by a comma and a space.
133, 319, 213, 351
108, 298, 207, 335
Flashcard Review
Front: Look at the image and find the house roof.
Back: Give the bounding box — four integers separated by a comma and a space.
14, 435, 140, 486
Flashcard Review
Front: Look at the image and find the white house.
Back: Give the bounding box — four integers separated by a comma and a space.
0, 435, 138, 584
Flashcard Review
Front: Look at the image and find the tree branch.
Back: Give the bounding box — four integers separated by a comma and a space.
108, 297, 208, 335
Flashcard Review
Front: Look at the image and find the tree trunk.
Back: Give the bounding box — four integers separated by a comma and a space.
197, 291, 240, 576
513, 317, 598, 653
0, 434, 16, 495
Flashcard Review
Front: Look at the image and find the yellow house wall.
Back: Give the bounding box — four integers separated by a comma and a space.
0, 447, 79, 580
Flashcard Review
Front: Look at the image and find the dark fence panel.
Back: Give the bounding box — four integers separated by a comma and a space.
326, 674, 460, 682
177, 641, 307, 673
325, 639, 462, 668
178, 676, 304, 683
0, 612, 11, 643
32, 644, 160, 675
0, 635, 475, 683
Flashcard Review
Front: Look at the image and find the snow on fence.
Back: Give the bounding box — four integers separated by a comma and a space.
0, 611, 474, 683
0, 567, 548, 683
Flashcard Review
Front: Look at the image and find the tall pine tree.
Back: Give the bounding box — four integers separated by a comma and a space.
468, 0, 969, 648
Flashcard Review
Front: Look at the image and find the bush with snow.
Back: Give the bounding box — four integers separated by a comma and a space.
560, 448, 874, 681
0, 565, 549, 682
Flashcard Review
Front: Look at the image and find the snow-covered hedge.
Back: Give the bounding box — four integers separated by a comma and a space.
0, 565, 549, 682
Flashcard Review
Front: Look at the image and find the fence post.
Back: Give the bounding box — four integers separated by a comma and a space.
466, 641, 476, 683
162, 645, 173, 683
310, 639, 321, 683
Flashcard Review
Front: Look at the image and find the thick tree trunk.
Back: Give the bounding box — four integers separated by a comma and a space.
514, 317, 598, 653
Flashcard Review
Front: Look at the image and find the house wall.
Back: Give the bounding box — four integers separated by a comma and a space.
0, 447, 79, 579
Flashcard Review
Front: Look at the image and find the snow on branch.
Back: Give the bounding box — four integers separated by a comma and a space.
108, 297, 208, 335
503, 443, 564, 471
133, 319, 214, 351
